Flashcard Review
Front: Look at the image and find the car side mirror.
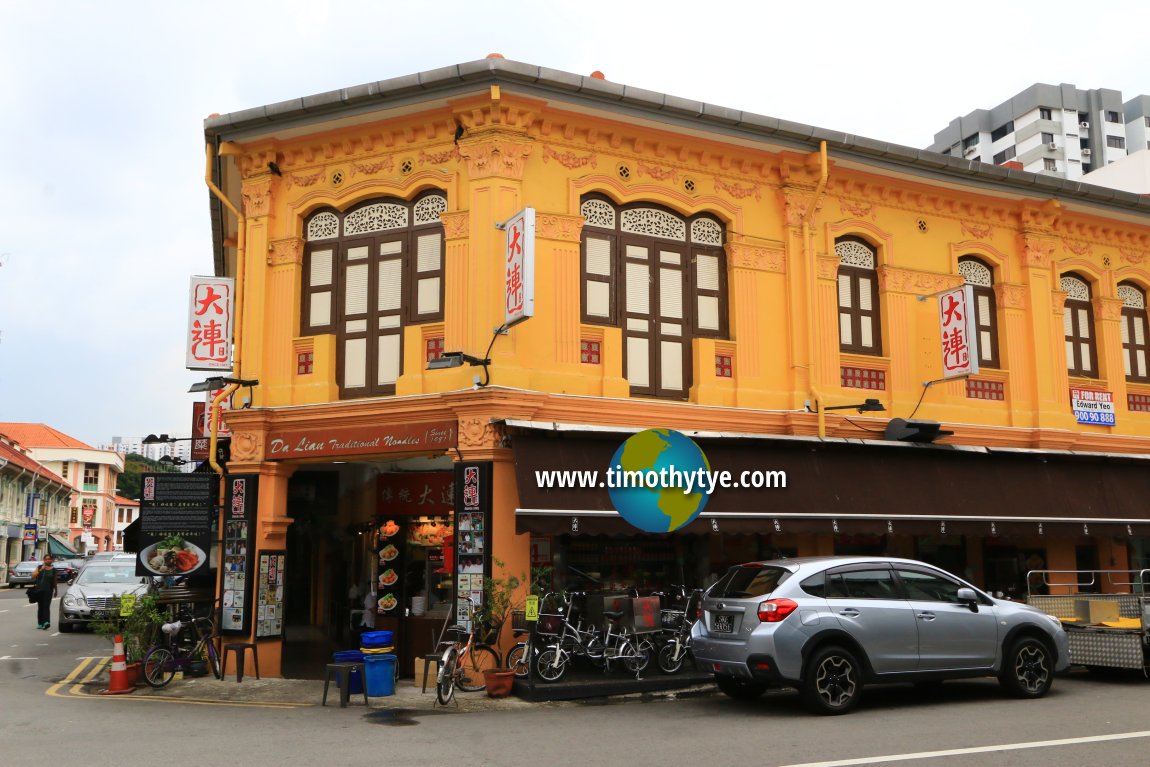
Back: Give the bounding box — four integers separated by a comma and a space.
957, 587, 979, 611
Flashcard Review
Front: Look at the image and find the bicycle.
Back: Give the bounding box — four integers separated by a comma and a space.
141, 612, 221, 688
435, 596, 501, 705
534, 592, 606, 682
657, 588, 702, 674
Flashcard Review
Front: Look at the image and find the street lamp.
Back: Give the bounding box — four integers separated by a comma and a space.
806, 398, 886, 414
159, 455, 188, 466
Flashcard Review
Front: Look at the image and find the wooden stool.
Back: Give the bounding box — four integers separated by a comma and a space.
323, 662, 368, 707
221, 642, 260, 682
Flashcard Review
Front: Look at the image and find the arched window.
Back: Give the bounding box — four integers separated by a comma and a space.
302, 190, 447, 398
1119, 282, 1149, 382
835, 237, 881, 355
1061, 273, 1097, 378
958, 257, 1000, 368
580, 195, 727, 399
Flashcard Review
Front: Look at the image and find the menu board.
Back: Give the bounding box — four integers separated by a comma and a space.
453, 462, 492, 629
137, 473, 217, 578
374, 518, 404, 618
255, 551, 286, 638
221, 475, 257, 634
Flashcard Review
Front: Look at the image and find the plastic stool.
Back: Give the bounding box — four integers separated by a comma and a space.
420, 654, 441, 694
323, 663, 368, 708
221, 642, 260, 682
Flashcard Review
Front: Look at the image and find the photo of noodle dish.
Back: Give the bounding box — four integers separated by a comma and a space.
141, 535, 206, 575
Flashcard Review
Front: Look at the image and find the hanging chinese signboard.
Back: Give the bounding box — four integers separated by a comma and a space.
186, 276, 235, 370
191, 397, 232, 461
937, 285, 979, 379
503, 207, 536, 327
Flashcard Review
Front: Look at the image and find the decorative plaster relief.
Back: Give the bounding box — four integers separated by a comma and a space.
536, 214, 584, 242
960, 220, 993, 239
1050, 290, 1068, 315
1064, 239, 1093, 258
996, 283, 1028, 310
727, 241, 785, 273
1094, 296, 1124, 322
542, 145, 597, 169
419, 147, 461, 165
230, 431, 264, 463
1121, 248, 1146, 265
350, 156, 395, 176
816, 254, 839, 280
1021, 235, 1056, 269
457, 417, 501, 450
242, 179, 271, 218
877, 266, 964, 295
458, 138, 533, 180
439, 211, 469, 240
268, 237, 304, 267
637, 161, 679, 181
286, 168, 325, 189
838, 199, 874, 219
714, 176, 762, 201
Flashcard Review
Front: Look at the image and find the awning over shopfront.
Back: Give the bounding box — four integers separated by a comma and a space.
48, 534, 79, 557
508, 421, 1150, 538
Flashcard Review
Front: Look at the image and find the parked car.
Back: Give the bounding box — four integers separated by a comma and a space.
692, 556, 1070, 715
58, 562, 151, 633
7, 561, 39, 588
52, 559, 80, 584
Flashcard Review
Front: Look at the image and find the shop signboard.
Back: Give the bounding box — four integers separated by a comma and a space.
22, 524, 37, 543
1070, 388, 1116, 426
221, 475, 257, 635
376, 472, 454, 516
503, 207, 536, 327
937, 284, 979, 379
191, 397, 232, 460
255, 550, 286, 638
186, 275, 235, 370
266, 420, 456, 461
453, 462, 492, 630
136, 473, 217, 578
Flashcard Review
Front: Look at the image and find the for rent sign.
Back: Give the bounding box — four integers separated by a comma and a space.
1070, 388, 1116, 426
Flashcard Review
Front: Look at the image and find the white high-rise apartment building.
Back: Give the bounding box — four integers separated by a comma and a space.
928, 84, 1150, 182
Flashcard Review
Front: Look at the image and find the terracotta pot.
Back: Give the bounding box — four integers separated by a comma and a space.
482, 668, 516, 698
125, 662, 143, 687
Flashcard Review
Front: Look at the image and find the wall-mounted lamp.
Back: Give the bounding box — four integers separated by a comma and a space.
883, 418, 954, 443
806, 398, 886, 414
159, 455, 188, 466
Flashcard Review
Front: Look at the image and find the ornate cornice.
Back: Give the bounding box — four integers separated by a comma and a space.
268, 237, 304, 267
877, 265, 964, 295
995, 283, 1028, 310
1021, 234, 1056, 269
242, 179, 272, 218
727, 240, 785, 273
458, 137, 533, 180
440, 211, 469, 241
536, 213, 584, 243
1020, 199, 1062, 234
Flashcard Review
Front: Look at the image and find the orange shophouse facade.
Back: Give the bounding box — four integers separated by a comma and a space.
202, 57, 1150, 678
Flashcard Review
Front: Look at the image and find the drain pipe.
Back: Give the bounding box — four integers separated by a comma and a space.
801, 141, 830, 437
204, 141, 247, 477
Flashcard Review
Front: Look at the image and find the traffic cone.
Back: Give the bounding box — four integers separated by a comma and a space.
99, 634, 134, 695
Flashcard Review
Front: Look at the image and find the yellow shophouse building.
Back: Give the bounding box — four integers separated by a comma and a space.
201, 56, 1150, 678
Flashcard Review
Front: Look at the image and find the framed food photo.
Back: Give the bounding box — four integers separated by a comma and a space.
375, 518, 405, 620
255, 550, 286, 639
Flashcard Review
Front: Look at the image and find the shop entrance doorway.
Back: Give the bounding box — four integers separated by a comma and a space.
282, 470, 340, 679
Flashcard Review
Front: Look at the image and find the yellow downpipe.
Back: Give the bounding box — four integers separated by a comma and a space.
204, 141, 247, 477
801, 141, 829, 437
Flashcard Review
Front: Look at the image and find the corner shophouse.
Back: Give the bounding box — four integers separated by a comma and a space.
203, 56, 1150, 679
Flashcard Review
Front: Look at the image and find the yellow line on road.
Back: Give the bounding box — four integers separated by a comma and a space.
44, 657, 311, 708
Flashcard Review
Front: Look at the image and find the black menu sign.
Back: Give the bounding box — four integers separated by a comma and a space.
136, 473, 217, 578
221, 475, 257, 634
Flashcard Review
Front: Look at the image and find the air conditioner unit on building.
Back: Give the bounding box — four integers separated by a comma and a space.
1047, 142, 1057, 151
963, 145, 978, 156
1080, 121, 1090, 129
1081, 148, 1091, 156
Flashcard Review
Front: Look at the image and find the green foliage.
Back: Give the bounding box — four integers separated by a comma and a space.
476, 558, 525, 644
116, 453, 174, 500
91, 592, 166, 663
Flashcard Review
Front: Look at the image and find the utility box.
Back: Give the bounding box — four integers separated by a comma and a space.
1075, 599, 1120, 624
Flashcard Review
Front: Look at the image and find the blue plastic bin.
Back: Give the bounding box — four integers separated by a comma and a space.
333, 650, 365, 695
360, 630, 394, 648
363, 653, 397, 697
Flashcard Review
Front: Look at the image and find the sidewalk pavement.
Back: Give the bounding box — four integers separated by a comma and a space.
79, 668, 717, 712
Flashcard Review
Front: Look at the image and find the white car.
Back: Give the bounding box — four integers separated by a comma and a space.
58, 562, 150, 633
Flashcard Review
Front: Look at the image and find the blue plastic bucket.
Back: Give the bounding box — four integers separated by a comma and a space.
363, 653, 397, 697
333, 650, 365, 695
360, 630, 394, 648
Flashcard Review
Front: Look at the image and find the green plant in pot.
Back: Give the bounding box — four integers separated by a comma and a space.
474, 559, 524, 648
91, 592, 166, 665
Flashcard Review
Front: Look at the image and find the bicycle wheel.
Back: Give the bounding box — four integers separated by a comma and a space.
535, 648, 568, 682
142, 646, 177, 688
436, 647, 458, 705
204, 640, 222, 680
506, 642, 529, 678
457, 645, 499, 692
658, 642, 684, 674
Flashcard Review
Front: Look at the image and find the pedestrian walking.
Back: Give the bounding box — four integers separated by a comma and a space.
31, 554, 58, 630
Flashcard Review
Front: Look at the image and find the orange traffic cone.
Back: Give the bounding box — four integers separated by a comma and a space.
99, 634, 134, 695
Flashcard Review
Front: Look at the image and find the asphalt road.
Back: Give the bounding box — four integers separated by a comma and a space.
3, 585, 1150, 766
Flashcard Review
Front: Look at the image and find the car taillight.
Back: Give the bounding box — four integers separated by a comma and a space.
757, 598, 798, 623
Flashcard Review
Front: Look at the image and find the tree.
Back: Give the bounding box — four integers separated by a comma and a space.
117, 453, 172, 499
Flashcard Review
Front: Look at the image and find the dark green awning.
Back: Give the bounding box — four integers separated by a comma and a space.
47, 534, 79, 557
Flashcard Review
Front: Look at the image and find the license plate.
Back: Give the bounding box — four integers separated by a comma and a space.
713, 614, 734, 633
92, 610, 110, 619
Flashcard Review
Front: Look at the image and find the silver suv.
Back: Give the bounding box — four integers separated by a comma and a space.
692, 556, 1069, 715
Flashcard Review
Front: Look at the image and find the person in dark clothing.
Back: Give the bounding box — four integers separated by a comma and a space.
31, 554, 57, 630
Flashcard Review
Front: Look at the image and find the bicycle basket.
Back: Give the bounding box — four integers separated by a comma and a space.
661, 609, 685, 630
476, 619, 504, 645
511, 609, 528, 632
536, 613, 564, 636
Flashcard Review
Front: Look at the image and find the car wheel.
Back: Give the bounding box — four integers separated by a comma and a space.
999, 637, 1053, 699
801, 645, 863, 715
714, 674, 767, 700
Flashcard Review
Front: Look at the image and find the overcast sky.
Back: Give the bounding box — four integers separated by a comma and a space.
3, 1, 1150, 448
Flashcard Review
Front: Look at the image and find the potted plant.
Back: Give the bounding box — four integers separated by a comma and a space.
475, 559, 524, 698
92, 592, 166, 685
